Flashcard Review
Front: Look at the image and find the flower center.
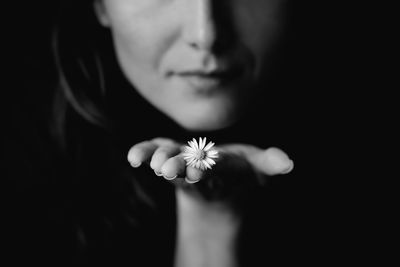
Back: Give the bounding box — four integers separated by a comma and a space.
194, 150, 206, 160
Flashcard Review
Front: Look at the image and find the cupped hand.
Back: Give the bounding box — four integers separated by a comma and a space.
127, 137, 294, 204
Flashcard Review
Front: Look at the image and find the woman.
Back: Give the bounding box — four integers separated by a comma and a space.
5, 0, 311, 266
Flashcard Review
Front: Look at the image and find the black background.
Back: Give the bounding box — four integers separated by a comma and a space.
3, 0, 385, 265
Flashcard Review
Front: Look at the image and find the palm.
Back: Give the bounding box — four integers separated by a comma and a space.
127, 137, 293, 205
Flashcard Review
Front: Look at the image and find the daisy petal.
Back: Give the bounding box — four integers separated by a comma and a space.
182, 153, 193, 158
182, 151, 192, 157
192, 138, 199, 149
207, 149, 218, 155
183, 150, 193, 156
185, 144, 194, 150
199, 137, 206, 150
195, 161, 202, 169
205, 157, 216, 166
201, 162, 208, 171
186, 158, 196, 166
202, 160, 211, 169
207, 151, 218, 158
187, 141, 195, 149
204, 142, 214, 151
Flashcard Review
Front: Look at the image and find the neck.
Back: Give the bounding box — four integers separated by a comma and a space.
174, 188, 241, 267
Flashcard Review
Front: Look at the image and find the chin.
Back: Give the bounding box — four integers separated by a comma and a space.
179, 120, 233, 132
173, 106, 240, 132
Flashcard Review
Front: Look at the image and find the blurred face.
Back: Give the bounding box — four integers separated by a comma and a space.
95, 0, 286, 131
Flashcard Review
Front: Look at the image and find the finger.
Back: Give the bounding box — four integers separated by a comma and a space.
127, 140, 159, 168
249, 147, 294, 176
213, 149, 250, 173
150, 145, 181, 175
221, 144, 293, 176
160, 155, 186, 180
185, 166, 207, 183
151, 137, 177, 147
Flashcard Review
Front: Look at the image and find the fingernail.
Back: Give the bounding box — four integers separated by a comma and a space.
184, 177, 201, 184
163, 174, 178, 180
281, 160, 294, 174
130, 161, 142, 168
154, 170, 163, 176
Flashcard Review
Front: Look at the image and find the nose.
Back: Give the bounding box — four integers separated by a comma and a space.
183, 0, 217, 51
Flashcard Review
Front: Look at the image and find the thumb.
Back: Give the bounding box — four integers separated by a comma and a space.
221, 144, 294, 176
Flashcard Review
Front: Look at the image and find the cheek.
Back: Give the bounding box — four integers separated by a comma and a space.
107, 9, 178, 74
234, 1, 285, 59
112, 24, 169, 74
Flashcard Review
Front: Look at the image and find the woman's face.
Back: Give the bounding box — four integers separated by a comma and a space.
95, 0, 286, 131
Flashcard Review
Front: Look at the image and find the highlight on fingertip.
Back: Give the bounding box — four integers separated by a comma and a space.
163, 174, 178, 180
154, 170, 163, 176
129, 161, 142, 168
280, 160, 294, 174
127, 151, 141, 168
184, 177, 201, 184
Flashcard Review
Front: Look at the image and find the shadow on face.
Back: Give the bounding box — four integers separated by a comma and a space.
94, 0, 289, 131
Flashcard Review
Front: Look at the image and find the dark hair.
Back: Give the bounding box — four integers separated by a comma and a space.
51, 1, 304, 148
52, 0, 114, 149
17, 2, 313, 265
50, 4, 176, 264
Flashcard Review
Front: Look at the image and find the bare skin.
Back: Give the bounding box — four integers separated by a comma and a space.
127, 137, 294, 267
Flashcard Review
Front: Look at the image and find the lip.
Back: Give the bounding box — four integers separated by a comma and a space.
179, 74, 222, 90
172, 65, 244, 90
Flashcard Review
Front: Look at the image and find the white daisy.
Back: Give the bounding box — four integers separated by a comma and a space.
182, 137, 219, 171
